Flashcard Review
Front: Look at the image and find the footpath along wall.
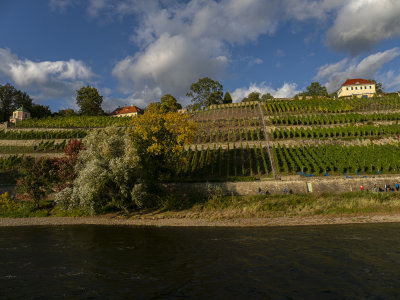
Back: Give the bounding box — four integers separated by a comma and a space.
165, 175, 400, 196
2, 175, 400, 197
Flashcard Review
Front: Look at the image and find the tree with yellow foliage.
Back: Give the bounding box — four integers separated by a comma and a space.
130, 110, 196, 182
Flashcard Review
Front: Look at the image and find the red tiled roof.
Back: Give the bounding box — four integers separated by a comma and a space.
111, 105, 143, 115
341, 79, 374, 87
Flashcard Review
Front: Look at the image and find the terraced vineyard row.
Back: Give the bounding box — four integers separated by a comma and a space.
13, 116, 132, 128
195, 117, 260, 129
270, 124, 400, 140
269, 112, 400, 126
0, 130, 87, 139
0, 155, 23, 171
263, 96, 400, 114
274, 144, 400, 175
196, 128, 265, 143
0, 140, 67, 154
175, 144, 272, 180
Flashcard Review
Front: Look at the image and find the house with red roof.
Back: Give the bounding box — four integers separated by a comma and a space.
110, 105, 144, 117
337, 79, 376, 98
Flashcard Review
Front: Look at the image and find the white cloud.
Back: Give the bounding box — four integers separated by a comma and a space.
230, 82, 301, 102
326, 0, 400, 54
315, 48, 400, 92
0, 48, 94, 104
111, 0, 286, 105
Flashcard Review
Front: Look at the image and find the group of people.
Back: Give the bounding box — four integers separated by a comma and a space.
361, 183, 400, 192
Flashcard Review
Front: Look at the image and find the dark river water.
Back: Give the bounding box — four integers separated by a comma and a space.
1, 224, 400, 299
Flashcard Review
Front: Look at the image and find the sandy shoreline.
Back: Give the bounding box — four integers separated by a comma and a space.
2, 214, 400, 227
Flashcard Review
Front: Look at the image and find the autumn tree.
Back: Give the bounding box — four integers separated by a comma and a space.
223, 92, 232, 104
186, 77, 223, 108
76, 86, 104, 116
131, 110, 196, 183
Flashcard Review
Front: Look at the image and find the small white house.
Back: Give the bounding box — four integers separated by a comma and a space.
9, 106, 31, 124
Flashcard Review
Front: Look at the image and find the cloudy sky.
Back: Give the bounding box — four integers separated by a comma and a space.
1, 0, 400, 111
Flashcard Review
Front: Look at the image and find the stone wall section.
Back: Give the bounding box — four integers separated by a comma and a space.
165, 175, 400, 196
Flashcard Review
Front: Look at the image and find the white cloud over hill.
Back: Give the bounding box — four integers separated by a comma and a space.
0, 48, 94, 104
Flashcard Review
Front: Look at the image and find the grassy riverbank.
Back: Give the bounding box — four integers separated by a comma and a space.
1, 191, 400, 221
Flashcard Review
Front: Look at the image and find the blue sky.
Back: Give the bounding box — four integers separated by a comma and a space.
1, 0, 400, 112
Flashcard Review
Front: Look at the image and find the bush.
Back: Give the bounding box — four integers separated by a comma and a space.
55, 127, 144, 214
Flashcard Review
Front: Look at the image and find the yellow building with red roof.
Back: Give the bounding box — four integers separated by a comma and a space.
337, 79, 376, 98
110, 105, 144, 117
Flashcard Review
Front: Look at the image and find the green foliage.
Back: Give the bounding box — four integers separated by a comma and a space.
15, 115, 131, 128
298, 82, 328, 97
242, 92, 260, 102
368, 79, 384, 94
55, 127, 144, 214
0, 155, 23, 171
223, 92, 232, 104
76, 86, 104, 116
273, 144, 400, 175
16, 157, 55, 208
261, 93, 274, 101
186, 77, 224, 107
0, 129, 87, 139
160, 94, 182, 112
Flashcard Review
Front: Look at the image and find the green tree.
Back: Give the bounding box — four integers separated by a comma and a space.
16, 157, 55, 209
298, 82, 328, 97
160, 94, 182, 112
223, 92, 232, 104
0, 83, 16, 122
242, 91, 260, 102
76, 86, 104, 116
186, 77, 223, 108
30, 104, 52, 118
367, 79, 384, 94
58, 109, 76, 116
261, 93, 274, 101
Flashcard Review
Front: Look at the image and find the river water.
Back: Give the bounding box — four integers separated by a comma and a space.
1, 224, 400, 299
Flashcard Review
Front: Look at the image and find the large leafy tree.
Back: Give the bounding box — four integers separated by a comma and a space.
76, 86, 104, 116
160, 94, 182, 112
186, 77, 223, 108
16, 157, 55, 209
261, 93, 274, 101
298, 82, 328, 97
242, 91, 260, 102
0, 83, 16, 122
0, 83, 51, 121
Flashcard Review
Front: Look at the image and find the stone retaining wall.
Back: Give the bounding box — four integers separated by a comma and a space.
3, 176, 400, 198
165, 175, 400, 195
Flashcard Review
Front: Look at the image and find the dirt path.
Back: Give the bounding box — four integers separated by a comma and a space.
2, 214, 400, 227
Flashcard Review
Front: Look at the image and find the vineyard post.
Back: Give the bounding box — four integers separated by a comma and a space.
257, 102, 278, 179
